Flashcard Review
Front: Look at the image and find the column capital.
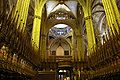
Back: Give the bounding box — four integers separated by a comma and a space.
84, 15, 92, 20
34, 15, 41, 19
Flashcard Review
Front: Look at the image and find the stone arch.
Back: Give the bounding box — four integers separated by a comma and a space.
49, 37, 72, 56
45, 19, 78, 35
49, 37, 72, 50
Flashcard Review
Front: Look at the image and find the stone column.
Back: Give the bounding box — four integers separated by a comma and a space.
78, 0, 96, 53
13, 0, 30, 32
31, 0, 46, 53
102, 0, 120, 33
76, 34, 84, 61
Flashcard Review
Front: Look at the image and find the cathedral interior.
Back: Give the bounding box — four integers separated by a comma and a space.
0, 0, 120, 80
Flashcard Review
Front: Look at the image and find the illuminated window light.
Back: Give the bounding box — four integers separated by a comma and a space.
59, 70, 63, 72
54, 24, 68, 28
52, 4, 71, 12
56, 16, 66, 20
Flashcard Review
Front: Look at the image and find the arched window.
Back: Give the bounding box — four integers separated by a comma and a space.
56, 46, 64, 56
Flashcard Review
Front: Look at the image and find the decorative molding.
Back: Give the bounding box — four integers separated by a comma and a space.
34, 15, 41, 19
